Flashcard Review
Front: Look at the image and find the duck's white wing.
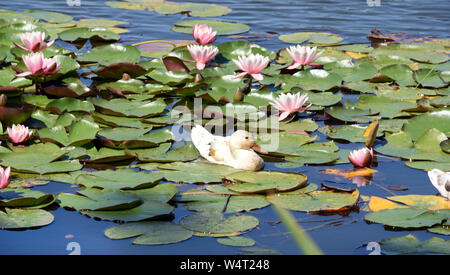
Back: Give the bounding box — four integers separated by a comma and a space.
191, 125, 229, 164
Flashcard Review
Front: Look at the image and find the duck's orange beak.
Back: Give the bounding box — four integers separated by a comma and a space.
251, 143, 268, 154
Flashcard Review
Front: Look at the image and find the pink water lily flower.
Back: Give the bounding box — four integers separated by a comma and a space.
0, 166, 11, 189
16, 52, 60, 77
14, 31, 55, 52
187, 44, 219, 70
192, 24, 217, 45
7, 124, 33, 144
348, 147, 374, 168
286, 45, 323, 69
270, 93, 312, 121
232, 54, 270, 81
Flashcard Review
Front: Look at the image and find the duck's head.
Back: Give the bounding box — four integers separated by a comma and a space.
230, 130, 257, 150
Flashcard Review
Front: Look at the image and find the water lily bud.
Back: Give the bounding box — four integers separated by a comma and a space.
234, 87, 244, 102
0, 94, 7, 106
194, 73, 204, 83
122, 73, 131, 80
348, 147, 374, 168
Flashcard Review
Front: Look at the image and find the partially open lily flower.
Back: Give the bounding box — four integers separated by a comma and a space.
286, 45, 323, 69
428, 169, 450, 199
348, 147, 374, 168
16, 52, 60, 77
0, 166, 11, 189
14, 31, 55, 52
232, 54, 270, 81
270, 93, 312, 121
192, 24, 217, 45
7, 124, 33, 144
187, 44, 219, 70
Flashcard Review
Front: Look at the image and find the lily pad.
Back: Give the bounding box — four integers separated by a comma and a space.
279, 32, 343, 45
0, 208, 54, 229
0, 188, 56, 209
224, 171, 308, 194
267, 189, 360, 214
74, 169, 163, 190
403, 109, 450, 140
379, 234, 450, 255
217, 236, 255, 247
77, 43, 141, 66
104, 221, 193, 245
180, 212, 259, 235
172, 20, 250, 35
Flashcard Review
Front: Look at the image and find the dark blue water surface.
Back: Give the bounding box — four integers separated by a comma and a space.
0, 0, 449, 255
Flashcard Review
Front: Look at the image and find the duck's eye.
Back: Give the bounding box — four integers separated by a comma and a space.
245, 136, 249, 139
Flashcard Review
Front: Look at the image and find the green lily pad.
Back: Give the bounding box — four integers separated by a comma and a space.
0, 208, 54, 229
59, 27, 120, 42
325, 61, 377, 82
58, 188, 142, 211
224, 171, 308, 194
218, 41, 275, 61
217, 236, 255, 247
38, 119, 99, 147
365, 208, 450, 228
157, 162, 242, 184
379, 64, 416, 86
0, 188, 56, 209
286, 70, 342, 92
356, 94, 416, 119
74, 169, 163, 190
24, 10, 73, 23
81, 200, 174, 222
403, 109, 450, 140
172, 20, 250, 35
77, 43, 140, 66
104, 221, 193, 245
180, 212, 259, 235
267, 189, 360, 213
46, 97, 95, 114
414, 68, 447, 88
180, 185, 270, 213
0, 143, 83, 174
88, 97, 166, 118
279, 32, 343, 45
136, 143, 200, 162
379, 234, 450, 255
98, 128, 173, 149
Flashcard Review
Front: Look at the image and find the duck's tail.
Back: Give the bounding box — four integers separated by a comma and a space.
190, 124, 214, 160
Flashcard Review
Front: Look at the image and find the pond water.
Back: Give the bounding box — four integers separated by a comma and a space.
0, 0, 449, 255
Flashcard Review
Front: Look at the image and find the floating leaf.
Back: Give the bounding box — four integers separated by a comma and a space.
267, 188, 360, 214
224, 171, 308, 193
104, 221, 193, 245
279, 32, 342, 45
74, 169, 163, 190
77, 43, 140, 66
217, 236, 255, 247
0, 208, 54, 229
379, 234, 450, 255
172, 20, 250, 35
180, 212, 259, 235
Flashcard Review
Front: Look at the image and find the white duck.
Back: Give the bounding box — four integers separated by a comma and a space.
428, 169, 450, 199
190, 125, 264, 171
